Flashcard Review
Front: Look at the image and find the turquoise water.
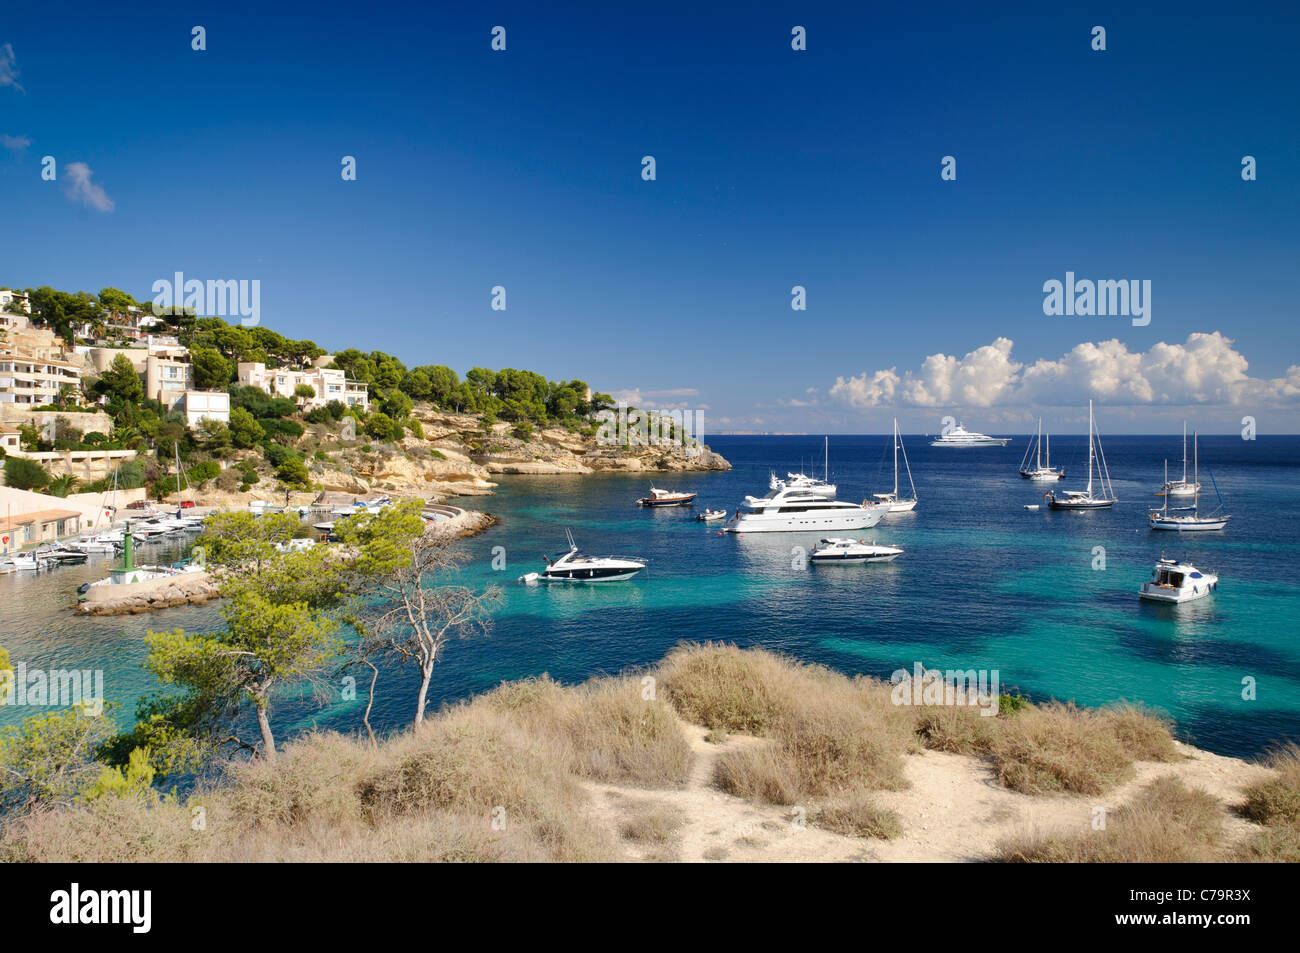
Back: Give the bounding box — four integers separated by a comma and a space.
2, 434, 1297, 758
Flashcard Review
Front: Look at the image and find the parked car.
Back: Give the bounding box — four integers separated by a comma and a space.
179, 500, 196, 509
126, 501, 152, 510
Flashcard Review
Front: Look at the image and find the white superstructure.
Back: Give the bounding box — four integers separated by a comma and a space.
725, 484, 885, 534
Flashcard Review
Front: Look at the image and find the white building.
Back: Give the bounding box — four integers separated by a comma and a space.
0, 289, 31, 315
237, 361, 369, 411
178, 390, 231, 428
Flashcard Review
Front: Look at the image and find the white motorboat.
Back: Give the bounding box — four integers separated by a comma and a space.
1139, 557, 1218, 604
1046, 400, 1116, 510
1019, 418, 1065, 481
1149, 433, 1230, 532
697, 508, 727, 522
1159, 421, 1200, 499
809, 537, 903, 563
726, 484, 885, 534
872, 418, 918, 513
69, 534, 123, 554
3, 551, 58, 572
637, 487, 697, 507
519, 530, 646, 583
930, 423, 1010, 447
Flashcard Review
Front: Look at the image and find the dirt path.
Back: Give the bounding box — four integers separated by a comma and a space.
584, 720, 1272, 862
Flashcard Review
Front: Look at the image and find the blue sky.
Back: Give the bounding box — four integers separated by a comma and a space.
2, 1, 1298, 433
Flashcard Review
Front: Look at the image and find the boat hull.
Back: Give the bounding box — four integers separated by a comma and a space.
538, 567, 644, 582
1149, 516, 1230, 532
638, 495, 696, 507
1047, 496, 1114, 510
726, 508, 884, 533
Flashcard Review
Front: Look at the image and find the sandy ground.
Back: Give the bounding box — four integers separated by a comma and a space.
583, 720, 1274, 863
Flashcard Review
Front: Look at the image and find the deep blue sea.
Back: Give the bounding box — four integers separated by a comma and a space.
3, 433, 1298, 760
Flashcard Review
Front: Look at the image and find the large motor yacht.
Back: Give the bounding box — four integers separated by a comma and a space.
930, 423, 1010, 447
520, 530, 647, 583
725, 484, 885, 534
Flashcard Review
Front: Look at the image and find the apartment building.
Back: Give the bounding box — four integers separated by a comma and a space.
237, 361, 369, 411
0, 325, 85, 408
178, 390, 230, 428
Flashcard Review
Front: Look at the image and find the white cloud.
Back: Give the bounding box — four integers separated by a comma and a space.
63, 162, 115, 212
830, 333, 1299, 409
1, 133, 29, 153
0, 44, 21, 92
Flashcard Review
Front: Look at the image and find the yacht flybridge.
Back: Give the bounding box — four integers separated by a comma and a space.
1139, 557, 1218, 604
726, 484, 885, 534
1019, 418, 1065, 481
872, 418, 918, 513
1159, 421, 1201, 499
930, 423, 1010, 447
1046, 401, 1116, 510
1149, 432, 1229, 532
520, 529, 646, 583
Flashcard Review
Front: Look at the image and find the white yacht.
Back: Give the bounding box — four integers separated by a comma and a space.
1046, 400, 1116, 510
1160, 421, 1201, 499
1139, 557, 1218, 604
1149, 433, 1229, 532
726, 484, 885, 534
783, 436, 837, 498
872, 418, 918, 513
520, 530, 646, 583
930, 423, 1010, 447
1019, 418, 1065, 481
809, 537, 903, 563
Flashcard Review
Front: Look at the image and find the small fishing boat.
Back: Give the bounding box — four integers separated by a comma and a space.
1046, 400, 1116, 510
519, 529, 646, 583
1019, 418, 1065, 481
1149, 433, 1229, 532
809, 537, 904, 563
637, 487, 697, 507
1138, 556, 1218, 604
697, 508, 727, 522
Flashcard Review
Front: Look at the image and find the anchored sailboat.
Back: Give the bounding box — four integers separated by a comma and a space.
872, 418, 918, 513
1149, 432, 1229, 531
1045, 400, 1116, 510
1159, 421, 1201, 499
1019, 418, 1065, 481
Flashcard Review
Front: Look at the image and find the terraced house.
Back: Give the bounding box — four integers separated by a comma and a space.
237, 357, 370, 411
0, 317, 85, 408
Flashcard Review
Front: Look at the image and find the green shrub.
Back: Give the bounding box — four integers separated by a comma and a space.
3, 457, 50, 491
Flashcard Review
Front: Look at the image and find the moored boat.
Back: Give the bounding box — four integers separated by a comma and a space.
809, 537, 903, 563
1138, 556, 1218, 604
637, 487, 697, 507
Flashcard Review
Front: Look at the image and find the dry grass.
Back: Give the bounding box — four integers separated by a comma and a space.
618, 800, 683, 844
1241, 743, 1300, 826
483, 674, 693, 786
917, 701, 1177, 796
996, 776, 1225, 862
815, 791, 903, 840
660, 643, 916, 841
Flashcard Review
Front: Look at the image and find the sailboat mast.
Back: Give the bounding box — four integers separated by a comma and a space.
1046, 429, 1050, 468
824, 436, 828, 484
1182, 421, 1188, 483
1193, 432, 1199, 512
1036, 418, 1042, 469
1163, 460, 1169, 516
1087, 400, 1095, 496
893, 420, 899, 496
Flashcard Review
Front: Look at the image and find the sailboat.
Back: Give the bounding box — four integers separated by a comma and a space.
1159, 421, 1201, 499
1045, 400, 1116, 510
1149, 432, 1229, 531
872, 418, 918, 513
1019, 418, 1065, 481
